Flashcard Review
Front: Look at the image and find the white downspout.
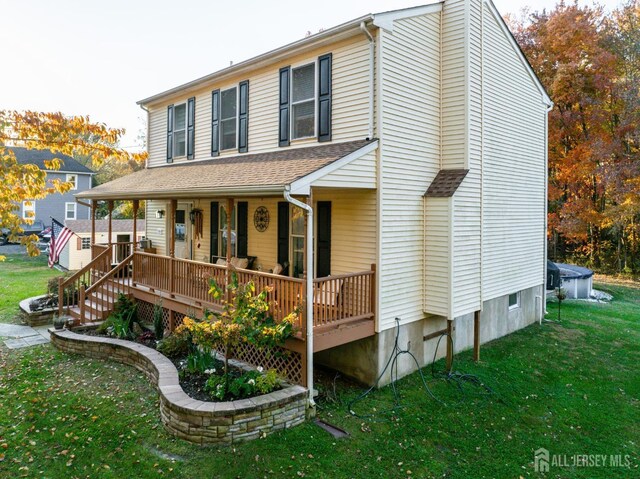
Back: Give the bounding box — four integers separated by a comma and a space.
283, 186, 315, 408
543, 101, 553, 318
360, 21, 375, 140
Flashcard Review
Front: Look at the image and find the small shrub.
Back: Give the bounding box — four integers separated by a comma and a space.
153, 301, 164, 340
185, 348, 220, 375
136, 330, 156, 348
255, 369, 279, 395
204, 369, 280, 401
157, 333, 191, 359
204, 374, 227, 401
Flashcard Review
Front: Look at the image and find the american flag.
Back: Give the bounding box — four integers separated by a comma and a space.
48, 218, 73, 268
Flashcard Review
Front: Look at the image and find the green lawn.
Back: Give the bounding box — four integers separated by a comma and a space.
0, 255, 638, 478
0, 254, 60, 324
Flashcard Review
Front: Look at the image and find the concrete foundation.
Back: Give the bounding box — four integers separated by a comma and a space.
316, 284, 544, 386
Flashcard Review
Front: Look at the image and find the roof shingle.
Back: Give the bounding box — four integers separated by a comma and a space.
6, 147, 94, 174
77, 140, 375, 200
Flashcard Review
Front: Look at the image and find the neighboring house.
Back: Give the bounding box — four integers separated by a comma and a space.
9, 147, 93, 225
75, 0, 552, 392
59, 219, 145, 270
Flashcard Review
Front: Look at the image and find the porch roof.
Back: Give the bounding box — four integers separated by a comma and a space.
76, 140, 377, 201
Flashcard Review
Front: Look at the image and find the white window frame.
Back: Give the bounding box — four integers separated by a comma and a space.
508, 292, 521, 310
65, 202, 77, 220
66, 173, 78, 190
173, 102, 187, 158
81, 237, 91, 250
218, 204, 237, 258
22, 200, 35, 220
290, 205, 305, 278
290, 60, 317, 140
219, 86, 239, 151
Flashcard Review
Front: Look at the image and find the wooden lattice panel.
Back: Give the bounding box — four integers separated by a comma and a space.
233, 343, 303, 386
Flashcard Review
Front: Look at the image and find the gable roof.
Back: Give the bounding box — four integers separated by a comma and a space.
138, 2, 443, 107
66, 219, 145, 234
7, 147, 94, 174
77, 140, 377, 200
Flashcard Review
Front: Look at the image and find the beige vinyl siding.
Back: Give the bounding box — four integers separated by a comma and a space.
312, 189, 377, 275
378, 13, 441, 331
246, 198, 280, 271
441, 0, 467, 169
424, 197, 451, 317
311, 150, 377, 188
481, 2, 546, 300
146, 200, 168, 255
146, 35, 371, 168
451, 0, 482, 317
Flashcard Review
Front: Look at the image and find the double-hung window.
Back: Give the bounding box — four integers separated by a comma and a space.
291, 63, 316, 139
220, 88, 237, 151
173, 103, 187, 157
219, 205, 237, 258
66, 174, 77, 190
167, 97, 195, 162
290, 207, 305, 278
65, 202, 77, 220
22, 200, 35, 220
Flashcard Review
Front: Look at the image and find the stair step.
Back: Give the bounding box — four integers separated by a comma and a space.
67, 306, 103, 323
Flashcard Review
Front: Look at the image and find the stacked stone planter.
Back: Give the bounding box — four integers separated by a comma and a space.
20, 295, 57, 327
49, 329, 309, 444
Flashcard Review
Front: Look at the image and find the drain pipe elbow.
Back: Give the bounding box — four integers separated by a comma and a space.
283, 186, 315, 408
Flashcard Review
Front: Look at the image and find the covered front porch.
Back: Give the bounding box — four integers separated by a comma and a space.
63, 140, 379, 387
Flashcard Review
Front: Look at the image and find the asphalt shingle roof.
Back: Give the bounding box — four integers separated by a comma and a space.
7, 147, 94, 174
424, 169, 469, 197
65, 219, 145, 234
77, 140, 375, 200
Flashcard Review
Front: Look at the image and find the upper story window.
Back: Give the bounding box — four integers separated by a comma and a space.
220, 87, 237, 151
66, 174, 77, 190
279, 53, 332, 147
211, 81, 249, 156
173, 103, 187, 157
167, 97, 195, 163
291, 63, 315, 139
22, 200, 35, 220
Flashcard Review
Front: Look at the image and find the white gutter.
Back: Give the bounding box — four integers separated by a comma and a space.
283, 186, 315, 409
360, 22, 375, 140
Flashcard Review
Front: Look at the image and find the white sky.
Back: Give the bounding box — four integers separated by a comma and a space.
0, 0, 622, 151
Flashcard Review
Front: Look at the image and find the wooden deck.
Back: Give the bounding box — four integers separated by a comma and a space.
59, 246, 376, 354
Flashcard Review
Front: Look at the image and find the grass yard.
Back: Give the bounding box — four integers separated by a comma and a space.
0, 254, 60, 324
0, 255, 638, 478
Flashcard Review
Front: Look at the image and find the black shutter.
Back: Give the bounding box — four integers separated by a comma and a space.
237, 201, 248, 257
277, 202, 289, 275
238, 80, 249, 153
210, 201, 219, 262
317, 53, 332, 142
278, 67, 290, 147
316, 201, 331, 277
187, 97, 195, 160
211, 89, 220, 157
166, 105, 174, 163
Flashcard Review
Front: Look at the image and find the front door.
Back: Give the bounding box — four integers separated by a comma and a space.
174, 203, 191, 259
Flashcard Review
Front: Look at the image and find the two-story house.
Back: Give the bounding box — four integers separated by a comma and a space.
10, 147, 93, 226
74, 0, 552, 400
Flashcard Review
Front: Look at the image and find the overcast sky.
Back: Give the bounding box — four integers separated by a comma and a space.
0, 0, 622, 150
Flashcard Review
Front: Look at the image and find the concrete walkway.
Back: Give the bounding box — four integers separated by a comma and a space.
0, 323, 50, 349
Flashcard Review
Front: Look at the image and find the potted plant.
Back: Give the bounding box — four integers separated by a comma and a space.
53, 315, 66, 330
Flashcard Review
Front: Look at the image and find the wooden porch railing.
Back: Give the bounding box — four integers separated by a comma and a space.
79, 253, 135, 324
58, 245, 113, 316
312, 266, 376, 331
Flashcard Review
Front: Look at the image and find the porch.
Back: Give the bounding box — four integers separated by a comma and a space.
67, 140, 379, 388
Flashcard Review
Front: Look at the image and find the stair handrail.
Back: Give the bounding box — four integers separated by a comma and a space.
58, 245, 113, 315
79, 253, 135, 324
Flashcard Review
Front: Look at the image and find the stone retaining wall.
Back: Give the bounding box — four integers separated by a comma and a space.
49, 329, 309, 445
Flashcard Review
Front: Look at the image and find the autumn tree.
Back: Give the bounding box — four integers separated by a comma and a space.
0, 110, 146, 260
510, 1, 640, 273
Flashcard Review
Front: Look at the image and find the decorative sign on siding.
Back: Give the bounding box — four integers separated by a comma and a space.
253, 206, 270, 232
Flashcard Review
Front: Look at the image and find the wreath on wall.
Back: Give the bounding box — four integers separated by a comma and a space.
253, 206, 269, 232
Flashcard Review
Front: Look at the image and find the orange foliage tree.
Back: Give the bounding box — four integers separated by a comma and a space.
0, 110, 147, 260
510, 1, 640, 273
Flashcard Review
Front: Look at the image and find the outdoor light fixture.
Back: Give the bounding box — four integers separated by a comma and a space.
155, 209, 165, 219
189, 209, 196, 224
